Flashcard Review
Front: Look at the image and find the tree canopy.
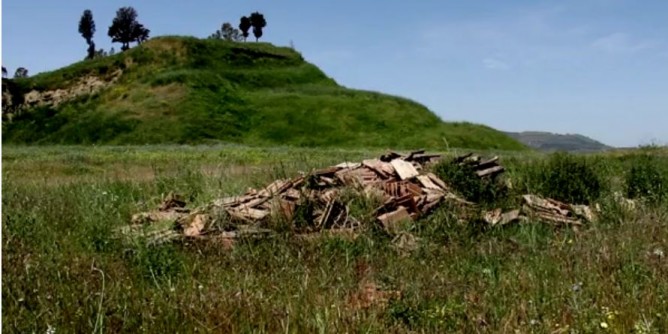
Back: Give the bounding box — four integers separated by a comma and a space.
78, 10, 96, 59
14, 67, 28, 79
249, 12, 267, 42
108, 7, 149, 51
238, 16, 251, 42
209, 22, 242, 42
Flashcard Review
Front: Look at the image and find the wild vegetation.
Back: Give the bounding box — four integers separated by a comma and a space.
3, 145, 667, 333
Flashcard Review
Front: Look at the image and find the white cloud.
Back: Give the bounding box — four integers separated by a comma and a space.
483, 58, 510, 70
411, 4, 589, 67
591, 32, 657, 54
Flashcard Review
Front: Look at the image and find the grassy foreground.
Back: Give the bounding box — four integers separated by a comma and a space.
2, 145, 668, 333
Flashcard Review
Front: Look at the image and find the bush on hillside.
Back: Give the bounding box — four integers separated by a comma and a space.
433, 159, 508, 206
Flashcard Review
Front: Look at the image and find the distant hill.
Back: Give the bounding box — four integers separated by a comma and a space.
2, 36, 526, 150
503, 131, 611, 152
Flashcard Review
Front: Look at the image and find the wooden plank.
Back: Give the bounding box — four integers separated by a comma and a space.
416, 175, 441, 190
320, 189, 339, 203
320, 176, 336, 185
426, 173, 448, 190
317, 200, 335, 228
390, 159, 419, 180
475, 156, 499, 170
284, 188, 301, 200
453, 153, 473, 163
334, 162, 361, 169
291, 176, 305, 188
523, 195, 570, 216
380, 151, 402, 162
405, 150, 425, 161
534, 211, 582, 226
213, 196, 242, 207
410, 153, 441, 161
262, 179, 286, 195
236, 196, 271, 210
395, 194, 418, 214
228, 207, 270, 221
405, 182, 423, 197
475, 165, 504, 178
424, 189, 445, 203
183, 214, 208, 237
314, 166, 340, 176
258, 179, 293, 197
377, 206, 411, 233
381, 181, 402, 198
363, 159, 389, 178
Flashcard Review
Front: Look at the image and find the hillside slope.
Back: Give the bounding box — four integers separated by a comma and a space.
504, 131, 611, 152
2, 36, 525, 150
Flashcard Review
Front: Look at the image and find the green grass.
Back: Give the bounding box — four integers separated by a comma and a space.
3, 145, 668, 333
2, 36, 526, 151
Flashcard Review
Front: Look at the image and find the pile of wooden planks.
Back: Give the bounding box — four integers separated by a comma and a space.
207, 150, 455, 232
128, 150, 462, 240
126, 150, 599, 246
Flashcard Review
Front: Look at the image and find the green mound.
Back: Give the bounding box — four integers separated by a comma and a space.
2, 36, 525, 150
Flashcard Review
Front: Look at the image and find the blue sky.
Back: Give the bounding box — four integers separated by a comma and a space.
2, 0, 667, 147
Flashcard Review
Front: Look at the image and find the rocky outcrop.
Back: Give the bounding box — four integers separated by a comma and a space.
24, 70, 122, 109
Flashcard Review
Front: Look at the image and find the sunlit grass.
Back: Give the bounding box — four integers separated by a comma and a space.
2, 145, 667, 333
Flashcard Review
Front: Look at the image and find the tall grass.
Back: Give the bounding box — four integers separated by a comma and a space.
3, 145, 668, 333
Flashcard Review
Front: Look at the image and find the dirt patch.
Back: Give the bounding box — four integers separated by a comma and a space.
23, 70, 122, 109
143, 38, 188, 59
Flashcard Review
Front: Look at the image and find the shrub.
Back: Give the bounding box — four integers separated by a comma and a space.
625, 154, 667, 204
528, 152, 603, 204
433, 159, 507, 206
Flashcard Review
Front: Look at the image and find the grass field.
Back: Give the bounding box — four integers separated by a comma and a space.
2, 145, 668, 333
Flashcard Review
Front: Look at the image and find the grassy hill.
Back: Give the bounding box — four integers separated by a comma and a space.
2, 36, 526, 150
504, 131, 610, 152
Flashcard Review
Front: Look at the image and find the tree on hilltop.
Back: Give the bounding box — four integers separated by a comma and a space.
249, 12, 266, 42
108, 7, 150, 51
14, 67, 28, 79
78, 9, 96, 59
221, 23, 242, 41
238, 16, 251, 42
135, 24, 150, 44
209, 22, 242, 41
